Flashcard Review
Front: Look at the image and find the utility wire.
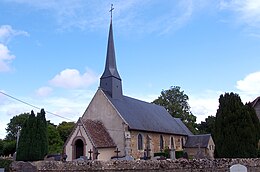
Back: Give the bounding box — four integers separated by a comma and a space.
0, 91, 75, 122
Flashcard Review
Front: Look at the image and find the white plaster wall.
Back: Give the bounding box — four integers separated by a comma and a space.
65, 123, 94, 161
98, 148, 116, 161
82, 89, 126, 157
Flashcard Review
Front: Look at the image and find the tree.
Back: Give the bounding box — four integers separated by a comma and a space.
198, 115, 215, 135
57, 121, 75, 142
214, 92, 259, 158
0, 139, 3, 156
153, 86, 197, 134
47, 124, 63, 154
36, 109, 48, 158
5, 113, 29, 141
16, 109, 48, 161
2, 140, 16, 156
16, 110, 36, 161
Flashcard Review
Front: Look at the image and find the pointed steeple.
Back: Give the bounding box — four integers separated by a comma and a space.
100, 18, 123, 99
100, 21, 121, 80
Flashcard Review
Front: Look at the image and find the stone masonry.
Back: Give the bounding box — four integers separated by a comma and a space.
10, 158, 260, 172
130, 131, 186, 159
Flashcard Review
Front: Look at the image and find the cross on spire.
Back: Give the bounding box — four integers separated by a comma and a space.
100, 3, 123, 99
109, 4, 114, 20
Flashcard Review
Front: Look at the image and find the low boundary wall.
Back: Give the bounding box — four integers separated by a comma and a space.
10, 158, 260, 172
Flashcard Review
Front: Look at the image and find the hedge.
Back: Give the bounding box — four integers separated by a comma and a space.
0, 159, 13, 172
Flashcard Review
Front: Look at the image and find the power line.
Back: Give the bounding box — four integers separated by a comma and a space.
0, 91, 75, 122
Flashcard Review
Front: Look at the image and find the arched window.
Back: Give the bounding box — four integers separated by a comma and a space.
181, 137, 185, 148
137, 134, 143, 150
170, 136, 175, 149
160, 135, 164, 151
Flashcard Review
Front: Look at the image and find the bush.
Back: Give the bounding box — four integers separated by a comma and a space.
0, 159, 13, 172
163, 147, 170, 158
154, 152, 166, 157
3, 141, 16, 157
175, 150, 184, 159
0, 140, 3, 156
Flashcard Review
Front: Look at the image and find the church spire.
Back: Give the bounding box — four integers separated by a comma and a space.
100, 5, 123, 99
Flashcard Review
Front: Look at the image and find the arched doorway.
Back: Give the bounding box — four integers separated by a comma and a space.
75, 139, 84, 159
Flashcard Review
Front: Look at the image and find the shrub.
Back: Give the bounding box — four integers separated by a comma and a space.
175, 150, 184, 159
0, 159, 13, 172
154, 152, 166, 157
2, 141, 16, 157
163, 147, 170, 158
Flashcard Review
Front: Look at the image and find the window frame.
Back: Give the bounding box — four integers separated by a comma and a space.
137, 133, 143, 150
170, 136, 175, 149
160, 135, 164, 151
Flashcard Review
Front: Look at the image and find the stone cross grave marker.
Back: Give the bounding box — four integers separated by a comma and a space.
230, 164, 247, 172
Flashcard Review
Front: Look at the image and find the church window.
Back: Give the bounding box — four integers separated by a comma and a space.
137, 134, 143, 150
181, 137, 185, 148
170, 136, 175, 149
160, 135, 164, 151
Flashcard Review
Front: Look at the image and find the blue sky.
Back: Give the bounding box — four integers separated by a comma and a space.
1, 0, 260, 139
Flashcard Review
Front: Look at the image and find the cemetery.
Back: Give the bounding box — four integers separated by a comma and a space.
1, 3, 260, 172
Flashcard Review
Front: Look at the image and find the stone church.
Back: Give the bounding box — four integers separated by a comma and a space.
64, 18, 215, 161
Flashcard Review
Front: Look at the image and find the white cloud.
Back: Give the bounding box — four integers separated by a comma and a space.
190, 96, 219, 123
35, 86, 53, 97
219, 0, 260, 34
49, 68, 98, 89
236, 71, 260, 103
0, 25, 29, 43
236, 71, 260, 95
0, 25, 28, 72
189, 90, 222, 122
0, 44, 15, 72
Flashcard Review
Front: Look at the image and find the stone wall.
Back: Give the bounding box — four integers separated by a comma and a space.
10, 158, 260, 172
130, 131, 186, 159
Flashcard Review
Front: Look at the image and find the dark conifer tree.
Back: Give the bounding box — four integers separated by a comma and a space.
214, 93, 259, 158
36, 109, 48, 159
16, 109, 48, 161
16, 111, 35, 161
30, 110, 39, 160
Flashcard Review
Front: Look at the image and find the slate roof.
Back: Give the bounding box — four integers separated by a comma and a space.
82, 119, 116, 148
184, 134, 211, 148
251, 96, 260, 107
175, 118, 193, 136
104, 91, 193, 136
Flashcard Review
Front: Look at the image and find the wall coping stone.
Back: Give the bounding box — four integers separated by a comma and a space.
10, 158, 260, 172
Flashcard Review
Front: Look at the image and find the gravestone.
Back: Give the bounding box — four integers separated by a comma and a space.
230, 164, 247, 172
0, 168, 4, 172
